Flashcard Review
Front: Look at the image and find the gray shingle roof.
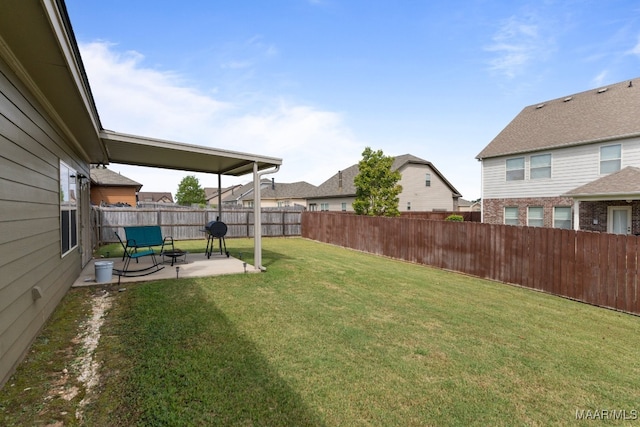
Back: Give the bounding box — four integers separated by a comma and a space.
90, 167, 142, 188
477, 78, 640, 160
563, 166, 640, 197
137, 192, 174, 203
236, 181, 318, 201
308, 153, 461, 198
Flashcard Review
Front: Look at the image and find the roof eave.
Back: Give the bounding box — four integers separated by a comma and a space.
0, 0, 107, 164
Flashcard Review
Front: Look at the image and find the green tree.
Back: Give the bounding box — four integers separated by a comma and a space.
176, 175, 206, 206
352, 147, 402, 217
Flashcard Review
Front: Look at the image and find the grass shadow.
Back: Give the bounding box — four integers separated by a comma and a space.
88, 279, 324, 426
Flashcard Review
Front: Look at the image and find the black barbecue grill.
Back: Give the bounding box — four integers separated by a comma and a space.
204, 220, 229, 258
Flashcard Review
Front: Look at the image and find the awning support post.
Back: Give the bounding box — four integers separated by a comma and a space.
253, 162, 280, 271
218, 173, 222, 221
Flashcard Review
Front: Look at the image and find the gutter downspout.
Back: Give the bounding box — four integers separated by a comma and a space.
253, 162, 280, 271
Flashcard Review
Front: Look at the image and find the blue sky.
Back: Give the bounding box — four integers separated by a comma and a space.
65, 0, 640, 201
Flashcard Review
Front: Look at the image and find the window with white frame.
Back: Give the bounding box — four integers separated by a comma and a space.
309, 203, 317, 211
553, 207, 572, 229
600, 144, 621, 174
506, 157, 525, 181
504, 207, 518, 225
530, 154, 551, 179
60, 161, 78, 256
341, 202, 347, 211
425, 173, 431, 187
320, 203, 329, 211
527, 206, 544, 227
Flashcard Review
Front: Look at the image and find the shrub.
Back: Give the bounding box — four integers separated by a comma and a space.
445, 214, 464, 222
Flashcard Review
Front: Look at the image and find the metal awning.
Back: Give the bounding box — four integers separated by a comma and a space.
100, 129, 282, 271
100, 130, 281, 176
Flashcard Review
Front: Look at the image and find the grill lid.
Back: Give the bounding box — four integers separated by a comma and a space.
206, 221, 228, 238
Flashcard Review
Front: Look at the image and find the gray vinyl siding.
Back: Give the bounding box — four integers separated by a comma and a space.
0, 57, 86, 385
481, 137, 640, 199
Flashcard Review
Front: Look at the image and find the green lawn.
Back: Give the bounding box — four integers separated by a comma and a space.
2, 237, 639, 426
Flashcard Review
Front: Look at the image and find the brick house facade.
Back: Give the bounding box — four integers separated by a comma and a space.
482, 197, 573, 228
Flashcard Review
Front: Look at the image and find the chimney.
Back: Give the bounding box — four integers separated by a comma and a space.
338, 171, 343, 188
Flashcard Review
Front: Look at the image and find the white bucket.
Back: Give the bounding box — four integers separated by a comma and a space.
95, 261, 114, 283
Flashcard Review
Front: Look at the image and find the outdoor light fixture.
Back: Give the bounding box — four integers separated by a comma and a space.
176, 266, 180, 279
243, 262, 247, 273
32, 286, 42, 301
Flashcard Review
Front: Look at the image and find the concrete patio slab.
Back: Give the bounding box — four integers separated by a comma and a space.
73, 252, 257, 287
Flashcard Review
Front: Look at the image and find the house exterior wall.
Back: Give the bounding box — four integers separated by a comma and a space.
481, 137, 640, 224
0, 58, 88, 386
90, 185, 138, 206
397, 163, 455, 211
246, 197, 308, 208
308, 197, 357, 212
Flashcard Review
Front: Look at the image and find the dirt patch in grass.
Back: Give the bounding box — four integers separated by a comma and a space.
0, 287, 113, 426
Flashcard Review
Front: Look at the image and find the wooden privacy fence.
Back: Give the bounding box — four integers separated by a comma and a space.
93, 206, 302, 246
302, 212, 640, 316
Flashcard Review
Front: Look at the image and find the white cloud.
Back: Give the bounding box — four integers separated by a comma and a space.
591, 71, 608, 88
627, 35, 640, 56
485, 15, 552, 78
79, 41, 362, 192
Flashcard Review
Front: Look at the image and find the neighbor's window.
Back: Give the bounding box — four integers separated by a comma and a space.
504, 207, 519, 225
600, 144, 621, 174
554, 207, 572, 229
309, 203, 317, 211
506, 157, 525, 181
341, 202, 347, 211
320, 203, 329, 211
425, 173, 431, 187
60, 161, 78, 256
527, 206, 544, 227
530, 154, 551, 179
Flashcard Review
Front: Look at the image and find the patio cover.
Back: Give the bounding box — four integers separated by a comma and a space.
100, 130, 282, 271
100, 130, 281, 177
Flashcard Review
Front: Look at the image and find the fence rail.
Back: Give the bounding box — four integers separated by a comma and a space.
92, 206, 303, 246
301, 212, 640, 316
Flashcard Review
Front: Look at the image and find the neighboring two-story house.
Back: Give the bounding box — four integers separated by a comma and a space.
477, 77, 640, 234
307, 154, 462, 212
